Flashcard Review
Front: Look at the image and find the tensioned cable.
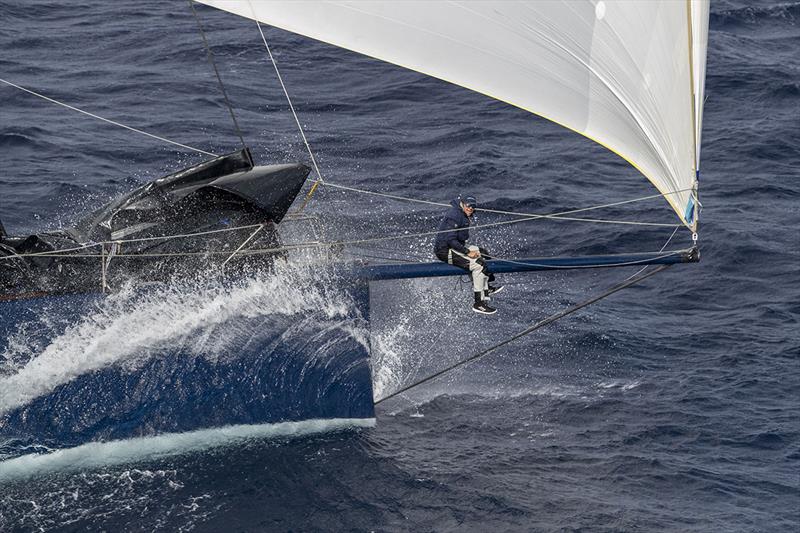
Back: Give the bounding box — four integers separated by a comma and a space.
0, 77, 215, 156
313, 178, 686, 227
220, 223, 265, 268
248, 1, 324, 210
315, 215, 671, 249
188, 0, 247, 150
0, 215, 649, 260
1, 241, 317, 260
374, 264, 672, 405
0, 181, 690, 261
486, 249, 682, 270
349, 243, 431, 262
0, 78, 684, 229
343, 250, 420, 264
484, 224, 683, 269
479, 192, 690, 219
1, 76, 688, 256
0, 223, 265, 261
0, 197, 688, 262
0, 239, 685, 269
623, 225, 680, 282
0, 241, 102, 258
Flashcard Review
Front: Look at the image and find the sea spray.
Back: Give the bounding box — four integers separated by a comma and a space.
0, 261, 354, 415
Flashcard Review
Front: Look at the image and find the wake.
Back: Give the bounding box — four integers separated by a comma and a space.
0, 418, 375, 482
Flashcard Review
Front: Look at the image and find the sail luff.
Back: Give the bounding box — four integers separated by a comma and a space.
197, 1, 709, 230
691, 0, 710, 174
687, 0, 699, 177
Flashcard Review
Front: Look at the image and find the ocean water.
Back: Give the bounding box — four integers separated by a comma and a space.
1, 1, 798, 531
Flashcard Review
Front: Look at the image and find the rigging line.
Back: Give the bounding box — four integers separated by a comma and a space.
313, 179, 686, 227
220, 223, 265, 268
374, 264, 672, 406
622, 225, 680, 283
0, 196, 683, 261
0, 223, 266, 261
7, 241, 319, 260
0, 185, 690, 262
7, 247, 687, 270
322, 213, 674, 248
343, 250, 420, 264
188, 0, 247, 150
0, 241, 102, 260
478, 190, 692, 219
111, 222, 264, 244
0, 77, 215, 156
316, 180, 448, 208
349, 243, 431, 262
488, 250, 682, 270
248, 2, 324, 210
0, 209, 677, 261
0, 211, 677, 261
0, 224, 269, 261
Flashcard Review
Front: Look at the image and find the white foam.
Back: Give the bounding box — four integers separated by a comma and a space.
597, 379, 642, 391
0, 262, 358, 415
370, 277, 467, 400
0, 417, 375, 482
371, 314, 415, 399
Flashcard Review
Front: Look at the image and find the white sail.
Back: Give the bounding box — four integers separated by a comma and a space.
198, 0, 709, 230
692, 0, 710, 175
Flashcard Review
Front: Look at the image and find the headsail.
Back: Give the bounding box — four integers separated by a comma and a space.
198, 0, 710, 231
691, 0, 711, 177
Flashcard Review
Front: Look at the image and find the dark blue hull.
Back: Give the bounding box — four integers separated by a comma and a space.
0, 277, 375, 449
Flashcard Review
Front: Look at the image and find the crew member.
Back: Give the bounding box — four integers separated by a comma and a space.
434, 195, 503, 315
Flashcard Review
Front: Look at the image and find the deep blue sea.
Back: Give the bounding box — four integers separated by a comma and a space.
1, 1, 798, 531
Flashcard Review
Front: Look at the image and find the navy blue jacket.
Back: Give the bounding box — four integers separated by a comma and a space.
434, 199, 471, 256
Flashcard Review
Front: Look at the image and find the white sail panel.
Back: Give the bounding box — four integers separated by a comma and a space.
692, 0, 710, 174
198, 0, 708, 230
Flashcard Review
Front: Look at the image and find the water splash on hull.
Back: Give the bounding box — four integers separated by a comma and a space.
0, 261, 374, 451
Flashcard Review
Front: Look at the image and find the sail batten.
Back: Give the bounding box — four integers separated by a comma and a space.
198, 0, 709, 230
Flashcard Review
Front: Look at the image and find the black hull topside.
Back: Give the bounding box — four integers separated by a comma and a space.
0, 149, 310, 300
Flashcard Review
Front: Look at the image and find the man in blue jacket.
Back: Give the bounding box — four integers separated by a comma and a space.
434, 195, 503, 314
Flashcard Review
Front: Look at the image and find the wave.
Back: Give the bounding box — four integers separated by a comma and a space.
0, 131, 44, 151
0, 418, 375, 482
711, 2, 800, 28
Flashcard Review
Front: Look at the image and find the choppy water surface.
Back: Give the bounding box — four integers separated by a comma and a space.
1, 1, 798, 531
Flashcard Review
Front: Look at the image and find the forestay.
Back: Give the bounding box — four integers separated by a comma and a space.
198, 0, 710, 231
